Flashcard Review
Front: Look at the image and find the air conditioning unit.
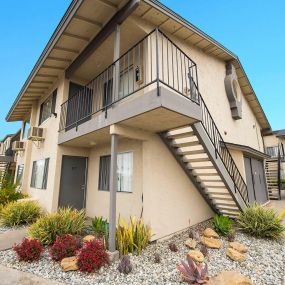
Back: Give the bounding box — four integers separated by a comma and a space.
12, 141, 25, 151
28, 127, 45, 141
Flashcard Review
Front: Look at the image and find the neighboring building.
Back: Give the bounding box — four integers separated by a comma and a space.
0, 130, 21, 185
6, 0, 272, 248
263, 129, 285, 199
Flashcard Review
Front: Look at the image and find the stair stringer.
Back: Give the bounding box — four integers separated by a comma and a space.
159, 132, 220, 215
192, 122, 247, 211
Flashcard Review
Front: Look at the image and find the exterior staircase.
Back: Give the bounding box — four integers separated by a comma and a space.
265, 143, 283, 200
265, 159, 280, 199
160, 96, 249, 218
0, 161, 10, 188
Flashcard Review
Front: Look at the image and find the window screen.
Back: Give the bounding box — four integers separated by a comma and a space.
30, 158, 50, 189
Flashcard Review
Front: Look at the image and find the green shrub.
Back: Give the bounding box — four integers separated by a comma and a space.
0, 185, 27, 206
237, 203, 285, 239
0, 200, 42, 227
89, 216, 108, 237
116, 215, 152, 255
212, 214, 233, 236
28, 207, 86, 245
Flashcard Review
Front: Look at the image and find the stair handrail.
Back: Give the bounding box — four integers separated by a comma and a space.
197, 93, 249, 205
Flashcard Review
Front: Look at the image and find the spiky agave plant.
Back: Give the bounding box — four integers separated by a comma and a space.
176, 256, 209, 284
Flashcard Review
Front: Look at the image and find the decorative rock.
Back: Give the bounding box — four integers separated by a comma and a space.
60, 256, 78, 272
203, 228, 219, 238
184, 238, 197, 249
187, 250, 204, 263
208, 271, 253, 285
226, 248, 246, 262
83, 235, 96, 242
229, 241, 248, 253
201, 237, 222, 249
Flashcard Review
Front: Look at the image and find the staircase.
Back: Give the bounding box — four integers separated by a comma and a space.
265, 143, 283, 200
160, 96, 249, 218
0, 161, 10, 188
265, 159, 280, 199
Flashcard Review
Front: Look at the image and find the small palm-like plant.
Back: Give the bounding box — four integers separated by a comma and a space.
176, 256, 209, 284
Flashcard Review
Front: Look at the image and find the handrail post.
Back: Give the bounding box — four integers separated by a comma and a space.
155, 28, 160, 96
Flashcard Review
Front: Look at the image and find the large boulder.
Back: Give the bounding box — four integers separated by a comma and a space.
185, 238, 197, 249
60, 256, 78, 272
201, 237, 222, 249
187, 250, 204, 263
203, 228, 219, 238
226, 248, 246, 262
208, 271, 253, 285
229, 242, 248, 253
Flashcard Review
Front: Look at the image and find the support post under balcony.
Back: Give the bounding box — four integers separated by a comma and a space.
108, 133, 118, 252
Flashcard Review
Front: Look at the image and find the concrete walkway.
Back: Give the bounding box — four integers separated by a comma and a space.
0, 265, 64, 285
0, 228, 27, 250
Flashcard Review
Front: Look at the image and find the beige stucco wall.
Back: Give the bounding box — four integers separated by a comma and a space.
84, 131, 213, 240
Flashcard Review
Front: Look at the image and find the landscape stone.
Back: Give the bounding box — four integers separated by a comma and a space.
184, 238, 197, 249
201, 236, 222, 249
229, 241, 248, 253
83, 235, 96, 242
226, 247, 246, 262
208, 271, 253, 285
60, 256, 78, 272
187, 250, 204, 263
203, 228, 219, 238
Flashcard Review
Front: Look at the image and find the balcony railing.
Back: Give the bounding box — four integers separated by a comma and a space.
59, 29, 199, 132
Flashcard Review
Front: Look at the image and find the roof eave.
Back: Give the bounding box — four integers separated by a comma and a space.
5, 0, 84, 122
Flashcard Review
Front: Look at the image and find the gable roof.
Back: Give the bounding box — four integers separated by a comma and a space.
6, 0, 271, 132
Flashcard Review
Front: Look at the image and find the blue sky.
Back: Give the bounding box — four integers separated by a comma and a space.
0, 0, 284, 139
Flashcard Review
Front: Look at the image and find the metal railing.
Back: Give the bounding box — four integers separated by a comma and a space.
59, 28, 199, 132
199, 94, 249, 205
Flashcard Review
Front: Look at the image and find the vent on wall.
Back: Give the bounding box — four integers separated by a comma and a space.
28, 127, 45, 142
12, 141, 25, 152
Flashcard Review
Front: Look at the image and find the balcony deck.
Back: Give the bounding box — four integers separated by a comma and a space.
58, 29, 202, 147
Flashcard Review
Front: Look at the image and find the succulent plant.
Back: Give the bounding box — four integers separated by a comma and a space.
227, 232, 235, 242
118, 255, 132, 274
169, 242, 178, 252
200, 245, 208, 257
154, 252, 161, 263
177, 255, 209, 284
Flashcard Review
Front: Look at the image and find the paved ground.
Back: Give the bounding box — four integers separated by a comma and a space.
0, 228, 27, 251
268, 191, 285, 220
0, 265, 64, 285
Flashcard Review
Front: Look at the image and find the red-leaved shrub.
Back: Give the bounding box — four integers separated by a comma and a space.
77, 240, 109, 272
49, 234, 82, 261
13, 238, 44, 262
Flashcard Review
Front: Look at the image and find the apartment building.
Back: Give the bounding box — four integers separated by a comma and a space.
6, 0, 271, 249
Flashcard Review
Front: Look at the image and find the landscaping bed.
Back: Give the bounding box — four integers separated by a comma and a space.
0, 219, 284, 285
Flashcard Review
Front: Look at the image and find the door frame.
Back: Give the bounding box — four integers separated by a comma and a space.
58, 155, 88, 210
244, 155, 268, 203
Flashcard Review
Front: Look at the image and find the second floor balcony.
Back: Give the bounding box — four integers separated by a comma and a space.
59, 29, 202, 145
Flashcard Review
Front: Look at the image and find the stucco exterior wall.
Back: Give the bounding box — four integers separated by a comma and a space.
84, 132, 213, 240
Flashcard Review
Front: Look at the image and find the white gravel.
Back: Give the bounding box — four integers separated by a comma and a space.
0, 220, 284, 285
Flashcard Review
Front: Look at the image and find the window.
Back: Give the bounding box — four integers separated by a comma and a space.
39, 90, 57, 125
98, 152, 133, 193
266, 146, 279, 157
22, 121, 30, 140
103, 79, 113, 108
30, 158, 50, 189
16, 164, 24, 184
